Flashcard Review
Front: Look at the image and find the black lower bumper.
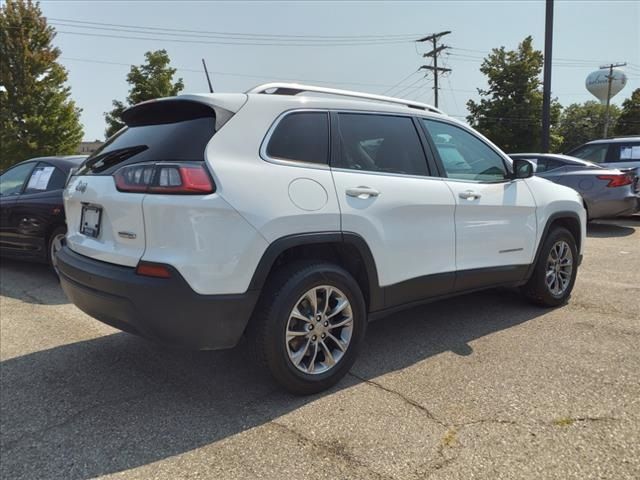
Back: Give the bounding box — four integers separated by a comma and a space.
57, 246, 259, 350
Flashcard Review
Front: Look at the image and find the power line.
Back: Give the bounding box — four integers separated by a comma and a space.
48, 17, 423, 40
60, 56, 430, 90
380, 70, 421, 96
50, 23, 415, 46
392, 75, 428, 98
53, 29, 415, 47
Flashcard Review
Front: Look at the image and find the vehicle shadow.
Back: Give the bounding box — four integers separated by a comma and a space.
1, 288, 550, 480
587, 218, 637, 238
0, 258, 68, 305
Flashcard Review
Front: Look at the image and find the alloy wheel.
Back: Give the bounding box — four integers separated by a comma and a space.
545, 240, 573, 296
285, 285, 354, 375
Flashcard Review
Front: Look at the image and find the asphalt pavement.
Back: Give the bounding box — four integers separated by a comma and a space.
1, 218, 638, 479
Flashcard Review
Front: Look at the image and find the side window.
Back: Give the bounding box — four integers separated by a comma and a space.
609, 143, 640, 162
23, 163, 66, 194
266, 111, 329, 164
335, 113, 429, 176
536, 158, 563, 173
422, 119, 508, 181
570, 144, 608, 163
0, 162, 35, 196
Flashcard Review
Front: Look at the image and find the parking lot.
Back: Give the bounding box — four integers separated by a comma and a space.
0, 218, 638, 480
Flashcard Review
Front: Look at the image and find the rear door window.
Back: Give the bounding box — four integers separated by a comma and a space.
265, 112, 329, 164
334, 113, 429, 176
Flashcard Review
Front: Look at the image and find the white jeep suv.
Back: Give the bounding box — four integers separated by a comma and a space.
58, 83, 586, 394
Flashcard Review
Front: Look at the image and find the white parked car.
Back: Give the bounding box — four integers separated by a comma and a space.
58, 84, 586, 394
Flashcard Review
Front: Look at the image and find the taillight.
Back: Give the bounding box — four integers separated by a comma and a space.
114, 162, 214, 194
136, 261, 171, 278
597, 174, 634, 188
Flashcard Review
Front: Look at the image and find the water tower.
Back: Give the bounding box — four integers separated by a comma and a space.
585, 64, 627, 137
585, 68, 627, 104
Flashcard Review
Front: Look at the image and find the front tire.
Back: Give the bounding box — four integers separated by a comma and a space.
249, 261, 367, 395
522, 227, 578, 307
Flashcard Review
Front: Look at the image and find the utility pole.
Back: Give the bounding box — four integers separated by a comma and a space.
601, 62, 626, 138
417, 31, 451, 108
541, 0, 554, 153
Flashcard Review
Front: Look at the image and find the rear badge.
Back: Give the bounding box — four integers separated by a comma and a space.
118, 231, 137, 240
75, 181, 87, 193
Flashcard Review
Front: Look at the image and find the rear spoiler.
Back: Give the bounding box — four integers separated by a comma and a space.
122, 94, 248, 131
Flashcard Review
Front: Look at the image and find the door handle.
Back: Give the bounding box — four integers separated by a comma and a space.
346, 187, 380, 199
459, 190, 481, 200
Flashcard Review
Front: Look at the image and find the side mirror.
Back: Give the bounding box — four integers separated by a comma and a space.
512, 158, 535, 179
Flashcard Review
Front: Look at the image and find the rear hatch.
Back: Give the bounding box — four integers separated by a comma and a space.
64, 97, 242, 266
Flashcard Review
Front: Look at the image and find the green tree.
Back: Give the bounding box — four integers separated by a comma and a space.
615, 88, 640, 136
0, 0, 83, 170
466, 36, 562, 153
105, 50, 184, 138
557, 101, 620, 151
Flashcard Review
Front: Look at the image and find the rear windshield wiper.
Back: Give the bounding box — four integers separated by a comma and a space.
78, 145, 148, 175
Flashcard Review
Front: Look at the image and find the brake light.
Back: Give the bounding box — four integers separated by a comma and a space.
136, 261, 171, 278
597, 174, 634, 188
114, 162, 214, 194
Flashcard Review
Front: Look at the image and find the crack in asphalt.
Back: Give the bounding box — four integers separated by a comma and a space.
1, 386, 164, 453
348, 372, 447, 427
269, 420, 396, 480
348, 371, 624, 478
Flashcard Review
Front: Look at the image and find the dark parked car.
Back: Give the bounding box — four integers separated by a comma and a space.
509, 153, 640, 220
0, 156, 86, 270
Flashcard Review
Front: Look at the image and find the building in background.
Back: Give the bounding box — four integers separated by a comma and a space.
76, 140, 104, 155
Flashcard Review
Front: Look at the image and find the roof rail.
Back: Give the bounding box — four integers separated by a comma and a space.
246, 82, 445, 115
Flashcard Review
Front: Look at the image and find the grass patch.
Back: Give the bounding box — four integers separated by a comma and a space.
442, 428, 458, 447
552, 417, 575, 427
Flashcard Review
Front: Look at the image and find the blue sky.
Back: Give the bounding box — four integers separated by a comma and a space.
38, 0, 640, 140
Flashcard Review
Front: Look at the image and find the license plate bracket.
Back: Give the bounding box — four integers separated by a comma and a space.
80, 205, 102, 238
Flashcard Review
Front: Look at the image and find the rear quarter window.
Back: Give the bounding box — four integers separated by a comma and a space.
265, 111, 329, 165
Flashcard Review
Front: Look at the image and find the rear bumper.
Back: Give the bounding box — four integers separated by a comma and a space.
57, 246, 259, 350
587, 195, 640, 219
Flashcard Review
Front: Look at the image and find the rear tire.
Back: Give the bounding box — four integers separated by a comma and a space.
248, 261, 366, 395
48, 226, 67, 276
522, 227, 578, 307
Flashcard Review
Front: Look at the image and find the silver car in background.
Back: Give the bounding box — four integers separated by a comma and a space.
509, 153, 640, 220
566, 137, 640, 176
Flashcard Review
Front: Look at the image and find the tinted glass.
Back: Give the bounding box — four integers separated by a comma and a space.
536, 158, 564, 173
570, 144, 608, 163
0, 162, 35, 196
266, 112, 329, 164
23, 163, 67, 194
610, 143, 640, 161
423, 119, 507, 181
77, 116, 216, 176
335, 114, 428, 176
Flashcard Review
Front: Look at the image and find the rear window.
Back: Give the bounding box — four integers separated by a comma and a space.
569, 144, 608, 163
266, 112, 329, 165
77, 104, 216, 176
